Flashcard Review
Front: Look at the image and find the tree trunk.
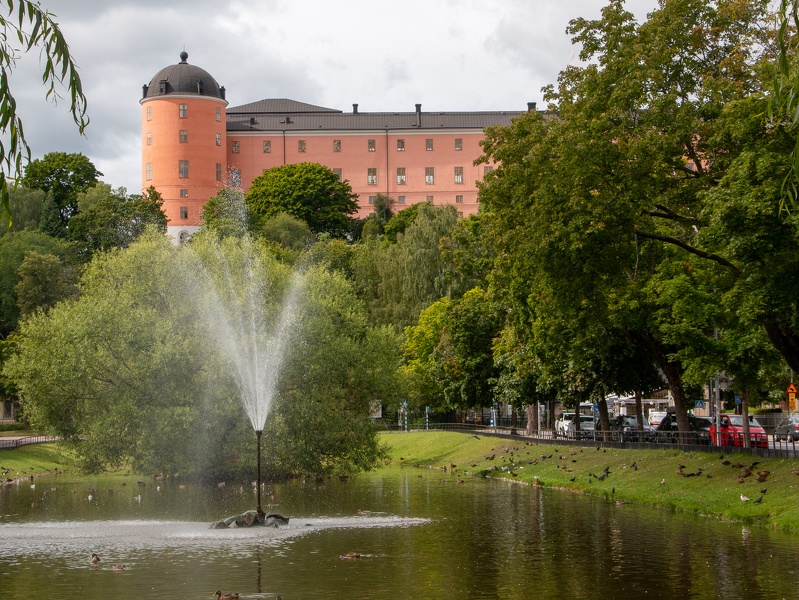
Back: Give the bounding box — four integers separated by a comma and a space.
765, 323, 799, 375
631, 331, 691, 440
635, 389, 646, 441
741, 389, 751, 449
525, 404, 537, 437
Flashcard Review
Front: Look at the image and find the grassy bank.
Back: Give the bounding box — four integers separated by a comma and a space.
380, 431, 799, 530
0, 443, 77, 482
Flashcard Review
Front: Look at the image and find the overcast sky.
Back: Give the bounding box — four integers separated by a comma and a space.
12, 0, 657, 195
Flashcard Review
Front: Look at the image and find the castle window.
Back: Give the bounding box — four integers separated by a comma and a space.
216, 133, 221, 146
232, 141, 240, 153
396, 167, 406, 185
397, 139, 405, 151
216, 107, 221, 122
483, 166, 494, 176
333, 139, 341, 152
333, 168, 342, 181
368, 196, 376, 204
455, 195, 463, 203
146, 133, 152, 146
179, 160, 189, 178
231, 169, 241, 187
455, 138, 463, 151
180, 189, 188, 198
367, 168, 377, 185
425, 167, 434, 184
179, 104, 188, 118
216, 163, 222, 181
368, 139, 376, 152
180, 130, 188, 143
397, 195, 406, 204
145, 162, 152, 181
426, 139, 433, 151
263, 140, 271, 153
298, 140, 306, 153
454, 166, 463, 184
426, 195, 434, 202
146, 106, 152, 121
180, 207, 188, 219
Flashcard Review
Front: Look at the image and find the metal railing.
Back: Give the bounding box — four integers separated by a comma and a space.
0, 435, 58, 450
381, 423, 799, 458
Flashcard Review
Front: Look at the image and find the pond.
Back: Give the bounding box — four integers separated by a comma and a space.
1, 465, 798, 599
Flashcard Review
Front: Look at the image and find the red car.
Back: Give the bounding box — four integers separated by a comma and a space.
709, 414, 768, 448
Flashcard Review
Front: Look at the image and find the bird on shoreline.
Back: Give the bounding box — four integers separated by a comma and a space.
741, 494, 750, 502
90, 553, 100, 564
214, 592, 240, 600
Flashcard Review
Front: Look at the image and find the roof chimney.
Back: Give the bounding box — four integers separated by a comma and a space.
415, 103, 422, 127
353, 103, 359, 114
527, 101, 537, 112
220, 86, 225, 100
142, 84, 148, 99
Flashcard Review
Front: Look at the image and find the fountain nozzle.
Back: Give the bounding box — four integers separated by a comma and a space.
255, 429, 264, 520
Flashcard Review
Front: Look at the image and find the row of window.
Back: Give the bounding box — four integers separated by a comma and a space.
368, 195, 467, 205
145, 105, 223, 121
145, 131, 224, 146
145, 161, 241, 185
232, 137, 465, 154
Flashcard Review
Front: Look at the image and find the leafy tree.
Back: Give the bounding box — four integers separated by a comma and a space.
22, 152, 100, 226
199, 187, 248, 238
402, 297, 450, 412
67, 184, 166, 253
351, 203, 459, 328
383, 201, 427, 242
15, 250, 77, 317
246, 162, 358, 237
479, 0, 779, 433
0, 2, 89, 226
0, 230, 73, 336
0, 187, 46, 234
4, 232, 394, 478
259, 212, 313, 251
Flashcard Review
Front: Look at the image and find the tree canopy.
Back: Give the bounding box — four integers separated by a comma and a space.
245, 162, 358, 237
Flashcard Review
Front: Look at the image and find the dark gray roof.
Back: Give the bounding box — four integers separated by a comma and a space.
143, 52, 224, 100
227, 100, 525, 132
228, 99, 341, 114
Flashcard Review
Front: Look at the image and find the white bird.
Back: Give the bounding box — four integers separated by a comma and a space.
660, 479, 666, 485
741, 494, 750, 502
87, 494, 93, 501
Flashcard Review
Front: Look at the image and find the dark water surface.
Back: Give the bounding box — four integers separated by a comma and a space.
1, 465, 798, 599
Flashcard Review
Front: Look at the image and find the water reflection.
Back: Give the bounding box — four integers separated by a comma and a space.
1, 467, 798, 599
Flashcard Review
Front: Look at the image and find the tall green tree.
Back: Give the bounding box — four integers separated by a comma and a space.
246, 162, 358, 237
67, 184, 166, 254
479, 0, 780, 433
22, 152, 100, 227
0, 2, 89, 226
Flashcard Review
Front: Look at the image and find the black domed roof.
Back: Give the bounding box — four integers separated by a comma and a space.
143, 52, 224, 100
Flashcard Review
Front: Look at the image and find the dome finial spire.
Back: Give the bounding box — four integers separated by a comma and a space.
179, 50, 188, 63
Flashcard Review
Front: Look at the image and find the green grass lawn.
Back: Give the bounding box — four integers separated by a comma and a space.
380, 431, 799, 530
0, 443, 76, 479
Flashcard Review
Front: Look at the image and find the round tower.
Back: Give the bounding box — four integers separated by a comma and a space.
141, 52, 227, 242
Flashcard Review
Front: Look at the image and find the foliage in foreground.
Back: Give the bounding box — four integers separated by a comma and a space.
4, 231, 397, 479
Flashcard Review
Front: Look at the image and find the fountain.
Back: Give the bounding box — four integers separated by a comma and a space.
187, 235, 300, 528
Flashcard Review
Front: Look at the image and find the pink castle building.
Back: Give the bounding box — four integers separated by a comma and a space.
142, 53, 532, 241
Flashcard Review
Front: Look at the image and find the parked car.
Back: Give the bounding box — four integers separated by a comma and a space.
710, 414, 768, 448
774, 415, 799, 442
653, 413, 712, 445
609, 415, 653, 442
556, 412, 575, 436
566, 415, 596, 440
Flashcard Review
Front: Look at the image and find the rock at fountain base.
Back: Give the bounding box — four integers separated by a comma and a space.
211, 511, 290, 529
